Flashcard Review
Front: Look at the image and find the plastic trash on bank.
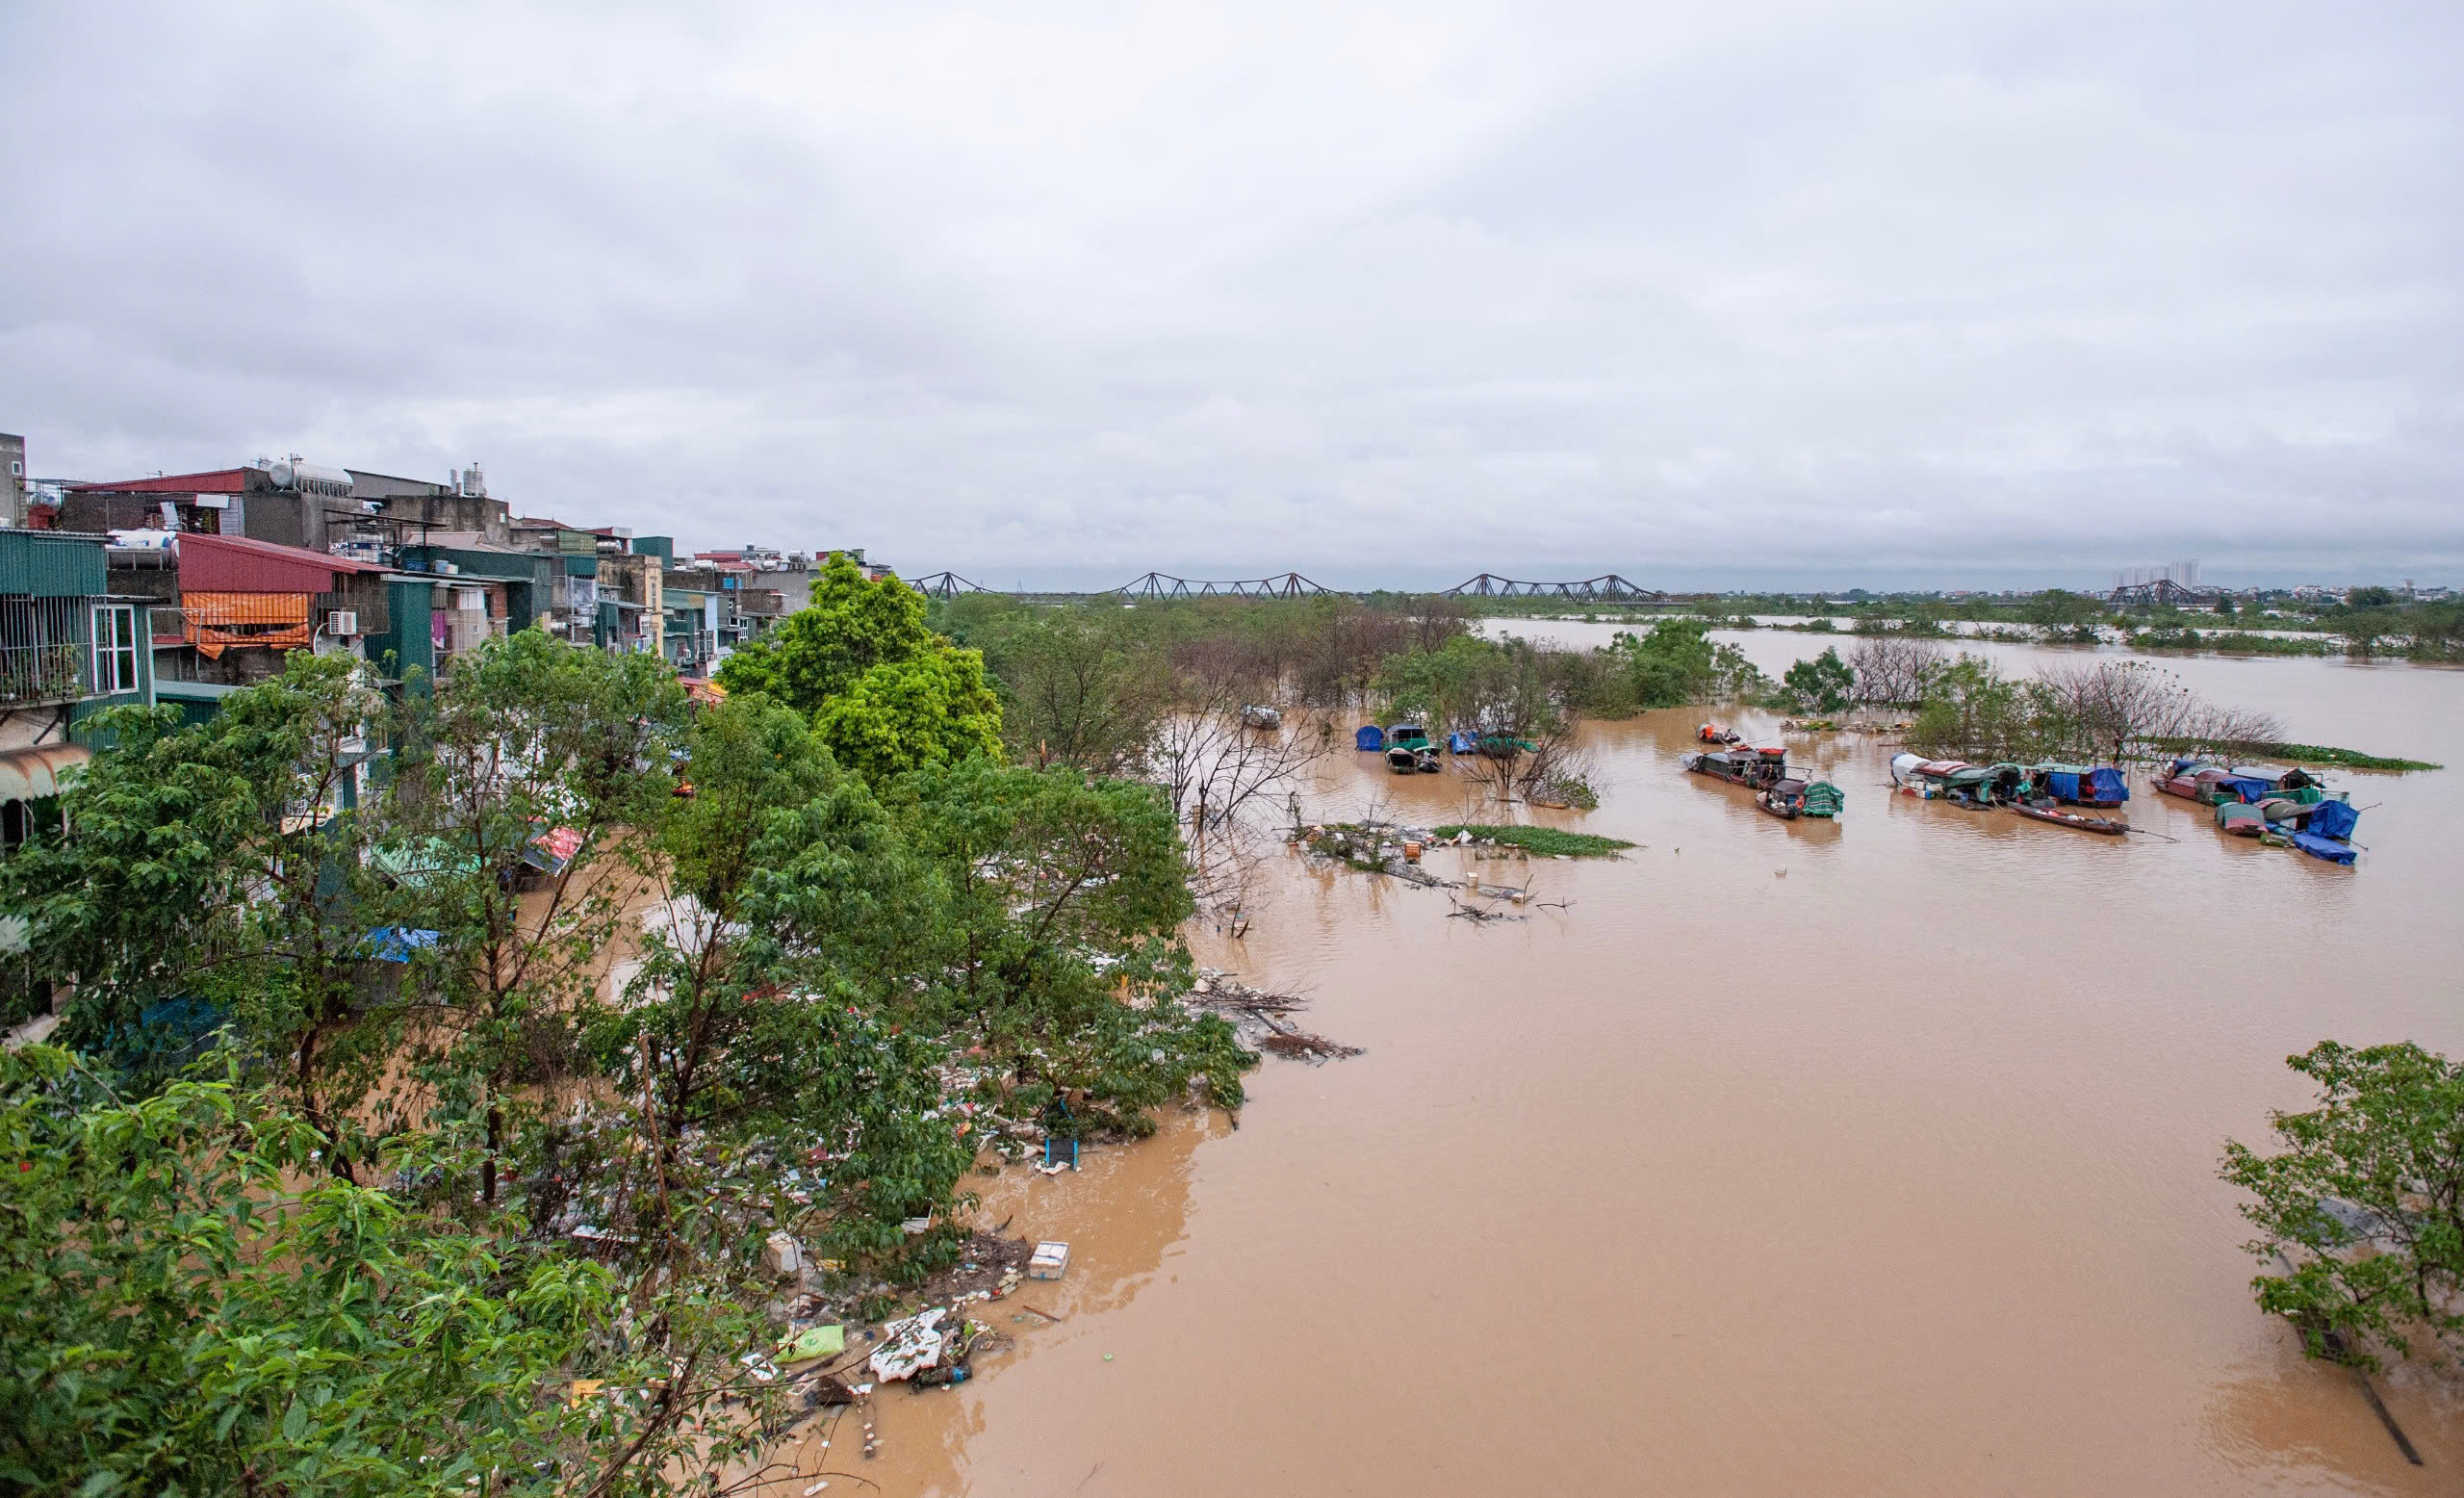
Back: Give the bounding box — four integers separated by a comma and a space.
869, 1307, 949, 1382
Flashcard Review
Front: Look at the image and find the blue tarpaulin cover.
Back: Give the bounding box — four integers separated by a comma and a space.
1354, 725, 1384, 751
2220, 776, 2272, 803
2084, 766, 2129, 803
2046, 771, 2082, 800
2291, 831, 2357, 865
2306, 799, 2360, 840
1446, 732, 1477, 754
365, 926, 441, 963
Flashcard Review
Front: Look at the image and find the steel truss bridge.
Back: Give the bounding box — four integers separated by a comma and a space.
908, 570, 1671, 601
910, 572, 992, 599
1108, 572, 1328, 599
1439, 573, 1665, 601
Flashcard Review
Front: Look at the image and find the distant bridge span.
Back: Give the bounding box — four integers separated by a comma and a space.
910, 571, 991, 599
1107, 571, 1330, 599
1441, 573, 1666, 601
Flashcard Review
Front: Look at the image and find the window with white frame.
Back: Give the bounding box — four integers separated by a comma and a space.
90, 605, 139, 694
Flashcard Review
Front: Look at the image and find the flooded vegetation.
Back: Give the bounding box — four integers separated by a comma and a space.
847, 629, 2462, 1496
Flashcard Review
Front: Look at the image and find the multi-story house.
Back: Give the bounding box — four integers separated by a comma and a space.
0, 531, 156, 846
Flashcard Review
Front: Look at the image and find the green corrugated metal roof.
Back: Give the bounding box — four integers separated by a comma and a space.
0, 531, 108, 597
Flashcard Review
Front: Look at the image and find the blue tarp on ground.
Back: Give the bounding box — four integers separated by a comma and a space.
2084, 766, 2129, 803
1354, 725, 1384, 751
2307, 799, 2360, 840
2291, 831, 2357, 865
2045, 770, 2082, 801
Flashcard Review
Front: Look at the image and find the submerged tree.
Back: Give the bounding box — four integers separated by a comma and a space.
974, 607, 1173, 775
1780, 648, 1855, 714
2220, 1042, 2464, 1373
1604, 619, 1765, 708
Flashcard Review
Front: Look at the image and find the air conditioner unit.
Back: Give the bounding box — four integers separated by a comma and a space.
325, 609, 360, 636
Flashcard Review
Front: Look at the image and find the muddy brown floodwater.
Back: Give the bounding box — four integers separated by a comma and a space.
779, 630, 2464, 1496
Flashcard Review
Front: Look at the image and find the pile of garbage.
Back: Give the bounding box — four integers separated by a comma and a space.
1182, 970, 1363, 1064
1293, 821, 1458, 888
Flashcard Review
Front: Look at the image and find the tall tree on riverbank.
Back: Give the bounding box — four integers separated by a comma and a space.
0, 654, 402, 1156
718, 555, 1001, 780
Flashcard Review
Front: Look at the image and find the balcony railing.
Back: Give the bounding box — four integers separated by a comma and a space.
0, 642, 87, 706
0, 596, 95, 706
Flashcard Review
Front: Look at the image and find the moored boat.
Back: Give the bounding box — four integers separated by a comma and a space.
1758, 778, 1847, 820
1686, 744, 1787, 788
1383, 722, 1439, 773
2027, 762, 2131, 808
2262, 795, 2361, 864
2152, 758, 2273, 805
2010, 801, 2129, 835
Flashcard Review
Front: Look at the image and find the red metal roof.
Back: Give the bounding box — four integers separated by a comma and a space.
176, 532, 394, 593
69, 468, 251, 494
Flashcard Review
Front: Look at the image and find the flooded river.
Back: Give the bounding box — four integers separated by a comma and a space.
795, 630, 2464, 1495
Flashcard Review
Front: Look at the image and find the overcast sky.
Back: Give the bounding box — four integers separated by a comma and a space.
4, 2, 2457, 590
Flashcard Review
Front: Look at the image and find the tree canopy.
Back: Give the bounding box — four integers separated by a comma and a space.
2222, 1041, 2464, 1373
716, 555, 1001, 780
0, 610, 1245, 1491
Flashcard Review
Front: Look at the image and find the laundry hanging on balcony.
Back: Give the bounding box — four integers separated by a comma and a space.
182, 591, 313, 659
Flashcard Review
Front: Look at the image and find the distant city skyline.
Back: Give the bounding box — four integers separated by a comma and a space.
4, 3, 2457, 585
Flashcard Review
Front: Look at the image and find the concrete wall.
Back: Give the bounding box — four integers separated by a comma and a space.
0, 434, 24, 529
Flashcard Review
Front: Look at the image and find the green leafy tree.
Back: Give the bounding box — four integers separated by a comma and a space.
974, 609, 1171, 774
1606, 619, 1767, 708
0, 1045, 765, 1496
897, 761, 1253, 1128
2221, 1042, 2464, 1372
0, 654, 401, 1151
716, 555, 938, 706
1905, 654, 2041, 761
2021, 589, 2105, 630
718, 555, 1001, 780
811, 647, 1003, 782
587, 695, 970, 1268
385, 630, 688, 1202
1781, 648, 1855, 714
2346, 585, 2400, 609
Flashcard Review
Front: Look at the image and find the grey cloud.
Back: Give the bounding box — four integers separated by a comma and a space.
2, 0, 2457, 591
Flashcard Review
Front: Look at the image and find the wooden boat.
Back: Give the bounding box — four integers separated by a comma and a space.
1756, 780, 1805, 819
2010, 801, 2128, 835
2151, 759, 2272, 805
1888, 754, 1967, 797
1386, 744, 1438, 774
1698, 722, 1742, 745
1382, 723, 1439, 773
1684, 745, 1786, 788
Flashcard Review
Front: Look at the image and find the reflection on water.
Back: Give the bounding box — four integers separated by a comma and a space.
803, 639, 2464, 1496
